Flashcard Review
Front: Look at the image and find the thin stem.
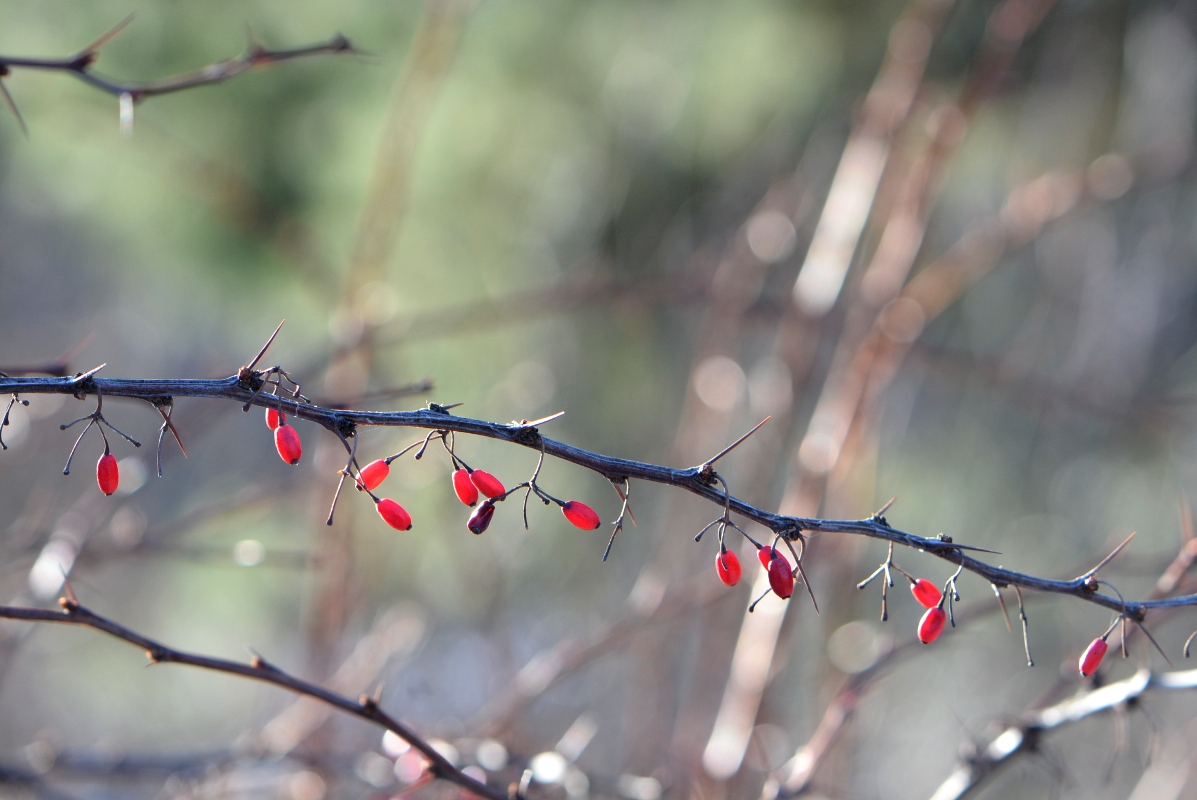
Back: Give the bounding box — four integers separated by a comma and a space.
326, 434, 359, 525
1014, 586, 1032, 667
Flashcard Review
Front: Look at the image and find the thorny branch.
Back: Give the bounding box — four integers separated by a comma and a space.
0, 598, 505, 800
0, 370, 1192, 623
0, 16, 356, 134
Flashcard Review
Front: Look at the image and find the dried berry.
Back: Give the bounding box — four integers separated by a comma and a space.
1079, 637, 1108, 677
768, 554, 794, 599
358, 459, 390, 491
375, 498, 412, 531
467, 500, 496, 535
715, 549, 742, 586
910, 578, 942, 609
918, 607, 947, 644
96, 452, 119, 496
274, 424, 302, 465
562, 500, 601, 530
453, 468, 479, 507
470, 469, 505, 499
265, 408, 285, 430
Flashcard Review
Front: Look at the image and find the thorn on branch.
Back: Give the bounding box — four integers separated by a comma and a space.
871, 496, 897, 525
1077, 531, 1137, 582
698, 416, 771, 472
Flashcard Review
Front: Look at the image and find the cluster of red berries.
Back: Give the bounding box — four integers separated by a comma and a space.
712, 545, 796, 599
910, 578, 947, 643
352, 448, 603, 537
448, 466, 601, 535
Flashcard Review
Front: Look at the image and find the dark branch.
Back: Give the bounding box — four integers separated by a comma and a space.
0, 371, 1191, 621
0, 21, 356, 130
0, 599, 504, 800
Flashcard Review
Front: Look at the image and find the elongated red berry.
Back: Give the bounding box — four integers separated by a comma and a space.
358, 459, 390, 491
716, 549, 742, 586
468, 501, 496, 535
562, 500, 601, 530
768, 554, 794, 599
470, 469, 505, 499
453, 468, 479, 507
376, 498, 412, 531
759, 546, 775, 569
910, 578, 942, 609
1079, 637, 1108, 677
918, 607, 947, 644
96, 452, 119, 496
265, 408, 285, 430
274, 424, 302, 465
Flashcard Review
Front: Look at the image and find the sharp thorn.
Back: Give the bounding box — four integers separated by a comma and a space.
700, 416, 771, 468
246, 320, 285, 371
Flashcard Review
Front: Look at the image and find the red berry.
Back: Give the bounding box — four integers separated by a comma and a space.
375, 498, 412, 531
918, 607, 947, 644
96, 452, 119, 496
768, 554, 794, 599
358, 459, 390, 491
562, 500, 601, 530
758, 546, 775, 569
910, 578, 942, 609
715, 549, 742, 586
1079, 637, 1108, 677
470, 469, 505, 499
453, 468, 479, 507
274, 424, 302, 465
265, 408, 285, 430
467, 501, 496, 535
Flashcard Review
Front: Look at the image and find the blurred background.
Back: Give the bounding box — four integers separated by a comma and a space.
2, 0, 1197, 798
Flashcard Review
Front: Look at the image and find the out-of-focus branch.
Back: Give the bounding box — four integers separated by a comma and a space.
0, 598, 505, 800
0, 762, 81, 800
927, 668, 1197, 800
0, 18, 356, 133
475, 581, 730, 739
375, 267, 714, 345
